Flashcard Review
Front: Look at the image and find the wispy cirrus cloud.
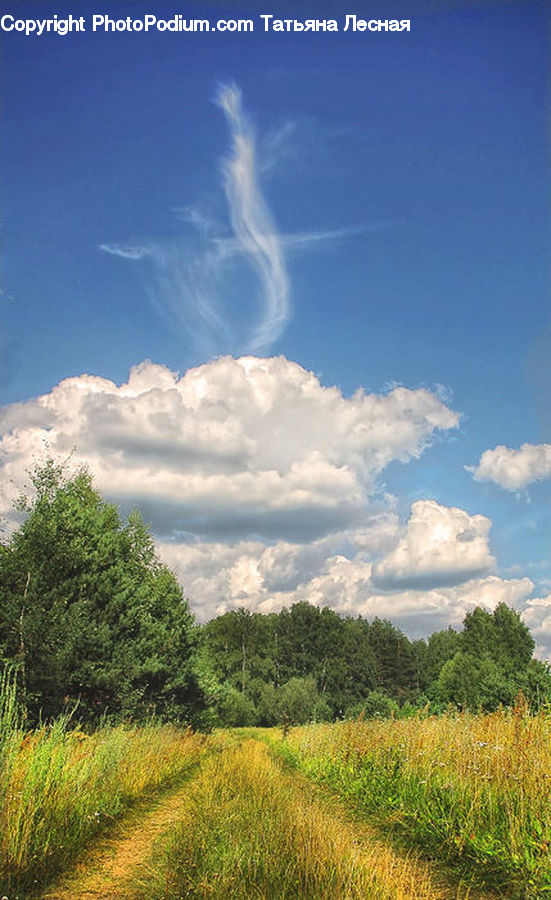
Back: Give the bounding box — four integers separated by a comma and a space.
99, 83, 372, 355
99, 243, 153, 261
215, 83, 289, 351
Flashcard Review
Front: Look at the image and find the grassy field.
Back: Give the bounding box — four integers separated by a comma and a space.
134, 737, 449, 899
0, 672, 208, 894
278, 704, 551, 898
2, 669, 550, 899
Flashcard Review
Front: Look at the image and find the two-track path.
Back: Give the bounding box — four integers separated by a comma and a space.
40, 737, 494, 900
41, 778, 192, 899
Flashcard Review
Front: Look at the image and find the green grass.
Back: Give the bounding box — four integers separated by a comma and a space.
0, 671, 206, 894
4, 665, 549, 900
134, 737, 450, 899
278, 706, 551, 898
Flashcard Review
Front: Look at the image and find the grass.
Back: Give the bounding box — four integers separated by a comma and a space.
278, 703, 551, 898
134, 736, 452, 899
0, 670, 207, 895
3, 663, 549, 900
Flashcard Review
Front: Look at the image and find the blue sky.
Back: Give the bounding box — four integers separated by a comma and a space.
2, 0, 550, 650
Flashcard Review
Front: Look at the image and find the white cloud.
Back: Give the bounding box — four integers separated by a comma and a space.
100, 83, 291, 356
468, 443, 551, 491
215, 84, 289, 351
372, 499, 495, 589
522, 595, 551, 660
301, 567, 533, 635
99, 243, 153, 261
0, 356, 459, 542
4, 354, 544, 654
155, 491, 538, 649
99, 84, 375, 356
158, 533, 534, 643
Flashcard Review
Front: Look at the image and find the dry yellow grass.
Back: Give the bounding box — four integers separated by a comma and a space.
285, 705, 551, 896
0, 718, 206, 893
139, 737, 468, 899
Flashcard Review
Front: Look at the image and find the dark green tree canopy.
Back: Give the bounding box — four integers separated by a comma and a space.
199, 598, 549, 723
1, 461, 548, 727
0, 461, 204, 724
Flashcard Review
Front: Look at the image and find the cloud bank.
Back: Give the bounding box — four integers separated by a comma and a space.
469, 443, 551, 491
0, 356, 458, 540
2, 354, 545, 653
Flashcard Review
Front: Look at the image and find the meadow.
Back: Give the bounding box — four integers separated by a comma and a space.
0, 671, 207, 895
279, 702, 551, 899
1, 667, 549, 899
135, 737, 448, 899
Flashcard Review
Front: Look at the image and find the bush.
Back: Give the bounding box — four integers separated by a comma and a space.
346, 690, 399, 719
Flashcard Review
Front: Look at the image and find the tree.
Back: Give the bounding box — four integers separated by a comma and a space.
199, 608, 276, 698
216, 684, 257, 727
462, 603, 534, 675
517, 658, 551, 710
274, 604, 377, 716
346, 689, 399, 720
0, 461, 204, 724
365, 618, 417, 700
420, 627, 461, 692
277, 676, 330, 725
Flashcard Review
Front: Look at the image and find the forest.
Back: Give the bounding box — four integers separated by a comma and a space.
1, 462, 550, 729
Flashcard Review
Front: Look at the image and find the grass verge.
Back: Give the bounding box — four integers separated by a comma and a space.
0, 672, 207, 895
278, 707, 551, 898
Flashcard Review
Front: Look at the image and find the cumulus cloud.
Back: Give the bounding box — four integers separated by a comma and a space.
0, 356, 459, 542
158, 532, 533, 640
4, 354, 542, 652
522, 595, 551, 660
155, 493, 537, 647
155, 495, 532, 641
372, 499, 495, 589
468, 443, 551, 491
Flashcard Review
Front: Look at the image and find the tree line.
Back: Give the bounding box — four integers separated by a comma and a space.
1, 464, 550, 727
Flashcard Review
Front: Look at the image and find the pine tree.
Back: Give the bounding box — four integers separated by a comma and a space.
0, 461, 204, 724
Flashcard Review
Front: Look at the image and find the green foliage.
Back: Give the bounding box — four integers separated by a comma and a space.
419, 626, 462, 689
284, 713, 551, 898
200, 607, 276, 697
346, 689, 399, 720
216, 685, 257, 727
199, 602, 378, 724
365, 618, 417, 701
433, 605, 541, 712
463, 603, 534, 674
1, 460, 548, 728
435, 652, 513, 712
275, 603, 377, 716
277, 676, 330, 725
198, 595, 549, 725
519, 658, 551, 711
0, 462, 204, 724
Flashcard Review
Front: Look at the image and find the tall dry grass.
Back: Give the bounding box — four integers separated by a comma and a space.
0, 670, 206, 894
136, 737, 450, 899
283, 704, 551, 897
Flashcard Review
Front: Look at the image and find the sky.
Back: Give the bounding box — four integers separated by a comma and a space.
1, 0, 550, 655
